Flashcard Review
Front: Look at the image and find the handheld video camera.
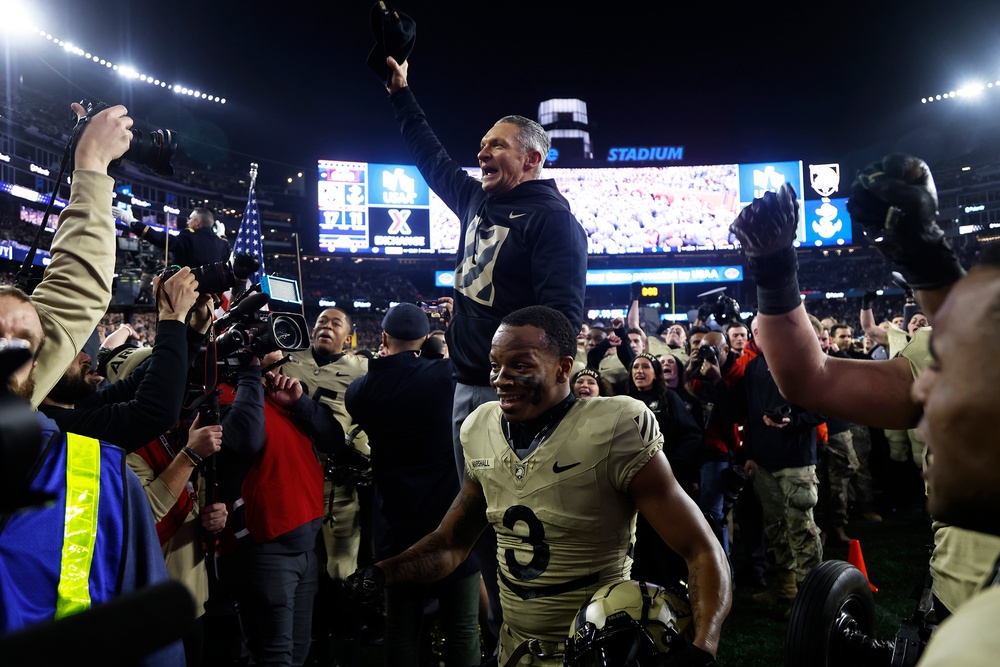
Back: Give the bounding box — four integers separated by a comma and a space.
212, 289, 310, 361
696, 288, 742, 327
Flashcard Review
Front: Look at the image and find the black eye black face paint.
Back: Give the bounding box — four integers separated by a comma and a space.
510, 374, 543, 405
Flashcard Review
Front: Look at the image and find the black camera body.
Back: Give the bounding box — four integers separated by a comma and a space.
763, 405, 793, 422
159, 253, 260, 297
697, 344, 722, 366
78, 100, 177, 177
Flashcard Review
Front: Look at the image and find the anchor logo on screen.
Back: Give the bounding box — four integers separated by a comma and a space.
387, 209, 412, 235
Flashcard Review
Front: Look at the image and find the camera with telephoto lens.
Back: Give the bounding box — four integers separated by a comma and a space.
159, 253, 261, 297
78, 100, 178, 177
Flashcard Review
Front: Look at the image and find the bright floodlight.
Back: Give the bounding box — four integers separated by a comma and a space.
967, 82, 985, 96
0, 0, 37, 34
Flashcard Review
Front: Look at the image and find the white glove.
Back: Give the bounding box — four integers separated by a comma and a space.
112, 206, 137, 225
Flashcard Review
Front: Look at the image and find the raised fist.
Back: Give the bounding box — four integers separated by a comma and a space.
848, 154, 938, 246
847, 154, 963, 290
729, 183, 798, 259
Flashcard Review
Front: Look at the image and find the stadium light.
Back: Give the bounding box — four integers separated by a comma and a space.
0, 0, 36, 34
923, 80, 991, 104
2, 3, 230, 105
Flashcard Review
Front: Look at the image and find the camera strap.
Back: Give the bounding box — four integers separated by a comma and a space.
15, 118, 82, 293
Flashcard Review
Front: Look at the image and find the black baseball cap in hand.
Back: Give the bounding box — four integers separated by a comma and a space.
367, 1, 416, 86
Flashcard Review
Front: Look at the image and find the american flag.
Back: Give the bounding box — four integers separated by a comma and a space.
230, 168, 265, 289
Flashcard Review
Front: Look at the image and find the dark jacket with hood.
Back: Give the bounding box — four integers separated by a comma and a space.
391, 87, 588, 386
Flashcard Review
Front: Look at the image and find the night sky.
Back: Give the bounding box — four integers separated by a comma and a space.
9, 0, 1000, 188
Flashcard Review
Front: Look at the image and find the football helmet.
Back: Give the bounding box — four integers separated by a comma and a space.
563, 580, 694, 666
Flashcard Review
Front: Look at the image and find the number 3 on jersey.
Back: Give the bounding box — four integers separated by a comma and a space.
503, 505, 550, 581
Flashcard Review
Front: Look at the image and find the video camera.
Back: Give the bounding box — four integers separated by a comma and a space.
210, 288, 310, 361
182, 274, 311, 387
78, 100, 178, 177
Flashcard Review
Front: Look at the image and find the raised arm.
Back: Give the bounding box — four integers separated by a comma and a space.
859, 292, 888, 346
30, 103, 132, 406
731, 181, 923, 429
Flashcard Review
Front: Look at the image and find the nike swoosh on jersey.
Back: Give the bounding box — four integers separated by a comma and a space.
335, 372, 351, 377
509, 212, 527, 219
552, 461, 581, 474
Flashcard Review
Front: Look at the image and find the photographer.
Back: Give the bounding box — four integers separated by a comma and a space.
126, 412, 227, 667
219, 351, 344, 667
129, 208, 230, 269
685, 331, 745, 558
38, 268, 209, 451
19, 103, 133, 408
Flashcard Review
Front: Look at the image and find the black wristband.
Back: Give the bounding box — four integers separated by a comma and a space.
181, 446, 203, 466
756, 277, 803, 315
895, 240, 966, 291
747, 247, 801, 315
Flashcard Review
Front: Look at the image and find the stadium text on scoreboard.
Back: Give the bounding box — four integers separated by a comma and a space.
606, 146, 684, 162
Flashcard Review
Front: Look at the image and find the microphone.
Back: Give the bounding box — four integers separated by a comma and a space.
215, 291, 270, 330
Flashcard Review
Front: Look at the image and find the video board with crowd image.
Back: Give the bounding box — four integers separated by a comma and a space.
317, 158, 850, 256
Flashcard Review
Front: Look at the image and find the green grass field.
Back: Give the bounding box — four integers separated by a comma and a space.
719, 510, 933, 666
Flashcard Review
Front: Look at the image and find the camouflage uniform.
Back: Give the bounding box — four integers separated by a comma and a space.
752, 464, 823, 582
826, 428, 860, 530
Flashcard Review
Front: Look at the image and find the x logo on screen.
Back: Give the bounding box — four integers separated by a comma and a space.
387, 209, 412, 234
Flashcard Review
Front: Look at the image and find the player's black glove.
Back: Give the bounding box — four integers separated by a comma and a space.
846, 154, 964, 290
343, 564, 386, 612
651, 643, 717, 667
861, 290, 878, 310
630, 281, 644, 303
729, 182, 801, 315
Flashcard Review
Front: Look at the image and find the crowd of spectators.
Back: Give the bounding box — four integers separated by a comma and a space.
551, 165, 741, 253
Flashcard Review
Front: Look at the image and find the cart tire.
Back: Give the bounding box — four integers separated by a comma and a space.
786, 560, 877, 667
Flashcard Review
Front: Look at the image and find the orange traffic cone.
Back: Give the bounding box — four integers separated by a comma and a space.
847, 539, 878, 593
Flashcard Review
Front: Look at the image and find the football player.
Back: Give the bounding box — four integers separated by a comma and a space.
347, 305, 730, 666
